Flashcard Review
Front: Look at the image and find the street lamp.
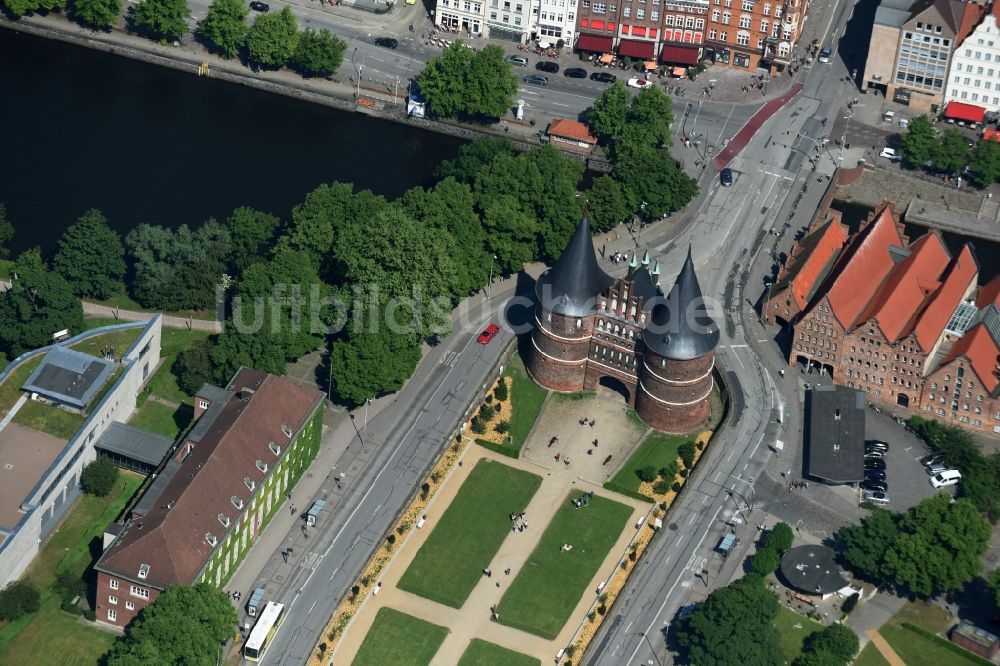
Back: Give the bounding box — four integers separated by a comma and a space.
639, 632, 664, 666
839, 114, 852, 162
487, 255, 497, 297
363, 397, 372, 431
352, 47, 365, 101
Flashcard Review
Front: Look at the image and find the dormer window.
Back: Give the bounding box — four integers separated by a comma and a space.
269, 442, 281, 456
137, 564, 150, 580
244, 477, 255, 491
281, 425, 293, 438
231, 496, 244, 510
205, 532, 217, 547
256, 460, 268, 473
218, 513, 230, 528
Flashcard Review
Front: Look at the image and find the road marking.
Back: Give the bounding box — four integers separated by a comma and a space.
624, 621, 633, 634
713, 470, 722, 483
309, 600, 317, 613
687, 513, 697, 525
701, 494, 710, 505
328, 567, 339, 582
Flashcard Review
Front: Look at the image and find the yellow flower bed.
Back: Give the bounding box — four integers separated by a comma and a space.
473, 377, 511, 444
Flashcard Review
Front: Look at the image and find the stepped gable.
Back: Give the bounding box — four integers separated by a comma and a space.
642, 246, 719, 360
774, 217, 848, 311
940, 321, 1000, 394
535, 212, 614, 317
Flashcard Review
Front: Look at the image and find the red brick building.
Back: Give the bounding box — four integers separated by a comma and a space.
575, 0, 708, 65
704, 0, 808, 72
527, 214, 718, 433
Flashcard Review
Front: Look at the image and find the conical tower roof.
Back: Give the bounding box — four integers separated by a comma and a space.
536, 213, 614, 317
642, 247, 719, 360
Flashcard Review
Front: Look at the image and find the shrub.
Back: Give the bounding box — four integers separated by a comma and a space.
494, 377, 508, 401
81, 456, 118, 497
697, 441, 704, 450
635, 466, 658, 483
679, 468, 689, 478
495, 420, 510, 434
350, 585, 360, 599
653, 479, 671, 494
84, 608, 96, 621
420, 482, 431, 499
749, 547, 781, 576
0, 581, 40, 621
60, 598, 83, 615
478, 404, 493, 420
672, 481, 682, 493
386, 534, 396, 548
54, 568, 86, 601
485, 393, 493, 403
678, 441, 697, 468
766, 522, 794, 554
597, 604, 607, 615
802, 622, 859, 663
471, 417, 486, 434
658, 462, 679, 479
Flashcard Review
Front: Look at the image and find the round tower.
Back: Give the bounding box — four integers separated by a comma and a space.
528, 213, 614, 392
636, 247, 720, 433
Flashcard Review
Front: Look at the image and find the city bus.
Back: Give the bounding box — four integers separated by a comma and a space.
244, 601, 286, 662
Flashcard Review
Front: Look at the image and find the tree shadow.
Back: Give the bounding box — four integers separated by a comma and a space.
950, 576, 996, 629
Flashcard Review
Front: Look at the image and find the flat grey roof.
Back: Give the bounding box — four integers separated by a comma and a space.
132, 459, 182, 519
196, 383, 232, 406
0, 422, 68, 530
905, 199, 1000, 244
21, 348, 115, 410
804, 385, 866, 484
96, 422, 174, 467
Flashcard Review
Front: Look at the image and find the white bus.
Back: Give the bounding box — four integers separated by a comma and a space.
244, 601, 286, 662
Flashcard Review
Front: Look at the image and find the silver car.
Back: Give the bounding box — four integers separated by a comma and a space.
864, 490, 890, 505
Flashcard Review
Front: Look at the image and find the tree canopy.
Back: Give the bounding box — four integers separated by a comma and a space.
72, 0, 122, 30
933, 129, 969, 174
898, 115, 938, 167
0, 203, 14, 259
327, 324, 422, 406
416, 42, 518, 120
799, 623, 859, 665
589, 82, 630, 141
52, 208, 127, 300
128, 0, 189, 42
291, 28, 346, 77
584, 175, 629, 233
0, 249, 83, 357
223, 206, 280, 276
0, 0, 66, 17
197, 0, 249, 59
173, 338, 214, 395
81, 456, 119, 496
245, 6, 298, 69
968, 138, 1000, 186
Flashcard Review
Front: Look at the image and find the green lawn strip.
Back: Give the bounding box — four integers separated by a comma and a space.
457, 638, 541, 666
350, 607, 448, 666
82, 317, 123, 331
505, 359, 547, 453
890, 600, 953, 633
772, 605, 824, 663
128, 400, 193, 440
397, 459, 542, 608
0, 604, 117, 666
0, 355, 44, 413
854, 643, 892, 666
144, 328, 212, 406
13, 401, 85, 439
496, 493, 633, 639
606, 432, 686, 496
86, 291, 214, 321
70, 327, 143, 358
881, 624, 989, 666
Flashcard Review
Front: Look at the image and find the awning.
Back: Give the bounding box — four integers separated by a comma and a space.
618, 39, 655, 59
660, 44, 699, 65
945, 101, 986, 123
672, 66, 687, 77
577, 34, 613, 53
643, 60, 658, 70
599, 53, 614, 64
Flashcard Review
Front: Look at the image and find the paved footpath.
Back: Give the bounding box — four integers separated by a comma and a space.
865, 629, 906, 666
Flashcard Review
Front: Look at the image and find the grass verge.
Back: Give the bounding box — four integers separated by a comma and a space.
504, 359, 547, 454
457, 638, 541, 666
397, 459, 542, 608
13, 401, 85, 440
854, 642, 892, 666
70, 327, 143, 358
606, 432, 688, 497
143, 328, 212, 406
0, 355, 43, 413
772, 605, 824, 663
350, 607, 448, 666
128, 400, 193, 440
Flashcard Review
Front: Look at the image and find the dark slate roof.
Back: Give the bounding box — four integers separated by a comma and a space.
803, 385, 866, 483
196, 383, 232, 406
779, 545, 850, 595
536, 213, 614, 317
629, 266, 661, 304
642, 247, 720, 360
96, 422, 174, 467
21, 348, 115, 409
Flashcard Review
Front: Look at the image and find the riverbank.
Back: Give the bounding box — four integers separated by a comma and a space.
0, 14, 612, 169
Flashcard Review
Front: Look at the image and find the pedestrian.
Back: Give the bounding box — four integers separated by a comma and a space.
587, 449, 593, 455
593, 438, 599, 447
496, 581, 501, 587
505, 567, 511, 575
589, 419, 596, 428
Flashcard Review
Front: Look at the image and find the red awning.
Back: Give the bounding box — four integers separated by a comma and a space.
577, 34, 614, 53
618, 39, 655, 59
660, 44, 699, 65
944, 101, 986, 123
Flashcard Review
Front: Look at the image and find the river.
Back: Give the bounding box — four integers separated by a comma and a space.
0, 29, 465, 256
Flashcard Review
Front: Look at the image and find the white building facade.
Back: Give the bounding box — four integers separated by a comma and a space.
532, 0, 577, 45
486, 0, 533, 41
436, 0, 486, 36
945, 5, 1000, 113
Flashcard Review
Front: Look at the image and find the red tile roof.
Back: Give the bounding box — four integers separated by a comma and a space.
912, 244, 978, 351
547, 119, 598, 144
856, 232, 951, 343
984, 128, 1000, 143
96, 369, 324, 589
940, 322, 1000, 393
957, 1, 988, 47
826, 206, 904, 330
784, 219, 848, 311
977, 274, 1000, 307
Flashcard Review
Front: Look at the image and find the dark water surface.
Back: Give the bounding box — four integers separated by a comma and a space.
0, 29, 465, 255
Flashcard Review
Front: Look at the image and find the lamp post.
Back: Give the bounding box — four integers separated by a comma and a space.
363, 397, 372, 431
487, 254, 497, 297
839, 114, 852, 161
639, 632, 664, 666
352, 47, 365, 101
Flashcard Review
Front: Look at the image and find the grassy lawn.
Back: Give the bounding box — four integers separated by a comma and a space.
773, 606, 824, 663
504, 358, 547, 454
82, 317, 124, 331
128, 400, 193, 440
879, 624, 986, 666
891, 600, 953, 633
13, 401, 85, 440
0, 355, 43, 413
606, 432, 687, 496
496, 492, 633, 639
144, 328, 212, 406
87, 290, 214, 321
0, 472, 144, 664
457, 639, 541, 666
398, 459, 542, 608
854, 643, 892, 666
350, 608, 448, 666
70, 326, 143, 358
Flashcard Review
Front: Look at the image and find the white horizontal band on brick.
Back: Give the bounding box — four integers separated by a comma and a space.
638, 377, 714, 406
642, 357, 715, 385
534, 315, 591, 342
586, 357, 640, 382
531, 337, 588, 365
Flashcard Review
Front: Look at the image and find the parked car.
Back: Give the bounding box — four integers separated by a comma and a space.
879, 147, 901, 161
627, 77, 651, 89
865, 439, 889, 451
249, 1, 269, 10
374, 37, 398, 49
477, 323, 500, 344
864, 450, 885, 460
818, 47, 832, 63
926, 462, 949, 475
864, 490, 890, 505
930, 469, 962, 488
564, 68, 587, 78
523, 75, 548, 86
591, 72, 617, 83
865, 469, 887, 482
921, 452, 946, 467
862, 480, 888, 492
536, 61, 559, 73
509, 55, 529, 67
865, 459, 886, 471
720, 167, 733, 187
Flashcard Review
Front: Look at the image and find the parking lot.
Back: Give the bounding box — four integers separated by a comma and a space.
864, 411, 954, 511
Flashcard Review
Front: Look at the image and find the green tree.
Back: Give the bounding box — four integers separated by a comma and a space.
245, 6, 298, 69
749, 547, 780, 576
933, 129, 969, 174
105, 583, 236, 665
1, 0, 66, 17
899, 115, 938, 167
173, 338, 214, 395
678, 440, 696, 468
585, 175, 630, 233
81, 456, 119, 496
968, 138, 1000, 186
613, 138, 697, 219
0, 581, 40, 621
883, 494, 990, 596
675, 574, 783, 666
72, 0, 122, 30
463, 44, 518, 118
287, 182, 391, 267
0, 203, 14, 259
436, 137, 516, 181
328, 325, 422, 406
988, 568, 1000, 607
129, 0, 189, 42
224, 206, 280, 275
802, 623, 859, 664
766, 522, 794, 554
624, 85, 674, 147
53, 568, 87, 601
793, 651, 847, 666
291, 28, 346, 77
589, 82, 629, 141
836, 507, 897, 582
52, 209, 126, 299
197, 0, 248, 59
0, 249, 83, 357
417, 41, 475, 118
210, 325, 287, 382
635, 466, 657, 483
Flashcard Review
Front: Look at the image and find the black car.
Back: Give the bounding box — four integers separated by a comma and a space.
865, 469, 887, 482
720, 167, 734, 187
249, 1, 269, 10
865, 459, 886, 471
523, 75, 548, 86
564, 68, 587, 78
865, 439, 889, 451
374, 37, 399, 49
921, 452, 945, 467
590, 72, 617, 83
862, 479, 888, 493
536, 61, 560, 73
864, 450, 885, 460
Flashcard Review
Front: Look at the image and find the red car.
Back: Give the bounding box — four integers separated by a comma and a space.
477, 323, 500, 344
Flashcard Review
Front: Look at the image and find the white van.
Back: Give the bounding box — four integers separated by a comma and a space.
930, 469, 962, 488
880, 147, 900, 160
